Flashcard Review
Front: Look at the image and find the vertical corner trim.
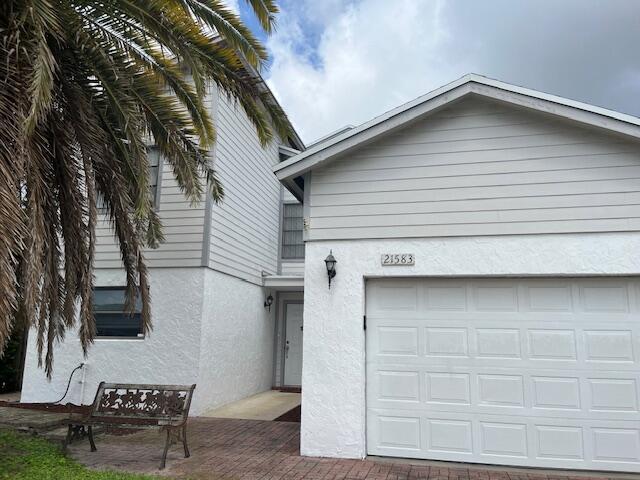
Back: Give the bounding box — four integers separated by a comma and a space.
201, 83, 218, 268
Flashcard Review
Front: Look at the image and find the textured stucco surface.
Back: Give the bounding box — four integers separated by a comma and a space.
21, 268, 204, 406
300, 232, 640, 459
21, 267, 276, 415
192, 269, 275, 413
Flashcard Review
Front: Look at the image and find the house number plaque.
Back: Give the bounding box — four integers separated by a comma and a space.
381, 254, 415, 266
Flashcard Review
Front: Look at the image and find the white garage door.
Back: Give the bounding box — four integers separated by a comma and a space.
366, 278, 640, 472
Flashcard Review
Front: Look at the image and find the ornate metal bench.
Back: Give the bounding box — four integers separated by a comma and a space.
63, 382, 196, 469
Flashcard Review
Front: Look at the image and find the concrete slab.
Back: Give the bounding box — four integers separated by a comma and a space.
0, 391, 20, 402
0, 406, 68, 431
200, 390, 300, 421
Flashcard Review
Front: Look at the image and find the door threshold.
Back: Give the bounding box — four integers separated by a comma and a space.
274, 386, 301, 393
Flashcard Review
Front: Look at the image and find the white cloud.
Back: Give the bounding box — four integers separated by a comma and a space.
266, 0, 453, 142
224, 0, 240, 14
265, 0, 640, 144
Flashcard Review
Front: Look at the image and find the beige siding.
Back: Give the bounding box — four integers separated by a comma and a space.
96, 84, 286, 280
94, 157, 208, 268
308, 97, 640, 240
208, 91, 281, 284
280, 261, 304, 276
94, 84, 213, 270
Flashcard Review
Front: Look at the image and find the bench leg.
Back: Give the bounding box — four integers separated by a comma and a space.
160, 428, 171, 470
182, 424, 190, 458
62, 425, 73, 452
88, 426, 97, 452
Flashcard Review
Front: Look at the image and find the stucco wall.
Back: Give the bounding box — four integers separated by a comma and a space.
21, 268, 204, 406
21, 267, 277, 415
192, 269, 275, 414
300, 232, 640, 459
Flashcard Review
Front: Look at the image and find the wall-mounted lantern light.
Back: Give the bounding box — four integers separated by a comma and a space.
325, 251, 337, 289
264, 294, 273, 312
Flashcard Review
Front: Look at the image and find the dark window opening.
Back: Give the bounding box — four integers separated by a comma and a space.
97, 147, 161, 211
93, 288, 143, 337
282, 203, 304, 259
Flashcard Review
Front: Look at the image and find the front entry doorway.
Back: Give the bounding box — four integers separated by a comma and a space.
283, 303, 303, 386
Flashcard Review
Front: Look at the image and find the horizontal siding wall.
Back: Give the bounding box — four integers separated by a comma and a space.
280, 261, 304, 276
308, 97, 640, 240
283, 190, 298, 202
209, 90, 281, 284
95, 89, 214, 269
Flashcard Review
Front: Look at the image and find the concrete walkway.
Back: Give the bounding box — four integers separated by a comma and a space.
0, 405, 68, 431
201, 390, 301, 421
68, 417, 632, 480
0, 391, 20, 402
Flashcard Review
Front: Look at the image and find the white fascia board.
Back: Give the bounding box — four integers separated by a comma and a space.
263, 275, 304, 290
274, 73, 640, 182
278, 145, 301, 157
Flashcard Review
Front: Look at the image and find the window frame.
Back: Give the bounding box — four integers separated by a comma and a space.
148, 147, 163, 211
280, 202, 305, 260
97, 147, 162, 212
93, 287, 144, 339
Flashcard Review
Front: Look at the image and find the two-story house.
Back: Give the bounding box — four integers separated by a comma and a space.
20, 77, 306, 416
20, 72, 640, 474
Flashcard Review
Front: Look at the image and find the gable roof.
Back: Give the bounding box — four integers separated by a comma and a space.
274, 74, 640, 198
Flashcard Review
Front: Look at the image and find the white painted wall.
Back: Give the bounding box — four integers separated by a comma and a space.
21, 268, 204, 407
308, 97, 640, 240
209, 91, 282, 284
300, 232, 640, 459
21, 267, 277, 415
193, 269, 275, 413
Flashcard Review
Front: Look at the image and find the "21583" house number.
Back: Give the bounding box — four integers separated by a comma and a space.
381, 254, 415, 266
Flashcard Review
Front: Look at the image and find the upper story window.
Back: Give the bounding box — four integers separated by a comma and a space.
282, 203, 304, 259
98, 147, 161, 211
93, 288, 143, 338
148, 148, 161, 208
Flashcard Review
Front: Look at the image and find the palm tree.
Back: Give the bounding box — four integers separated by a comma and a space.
0, 0, 292, 376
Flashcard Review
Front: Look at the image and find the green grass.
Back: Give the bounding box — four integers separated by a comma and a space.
0, 430, 166, 480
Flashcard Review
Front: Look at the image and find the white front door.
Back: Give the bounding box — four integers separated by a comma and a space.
366, 277, 640, 472
284, 303, 303, 386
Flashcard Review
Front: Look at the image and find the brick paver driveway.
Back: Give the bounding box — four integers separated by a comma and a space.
68, 417, 632, 480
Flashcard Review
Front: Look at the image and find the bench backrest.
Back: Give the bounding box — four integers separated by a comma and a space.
89, 382, 196, 422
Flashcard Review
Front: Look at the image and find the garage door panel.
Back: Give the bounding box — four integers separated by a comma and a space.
370, 326, 640, 371
366, 277, 640, 472
368, 407, 640, 470
371, 373, 640, 421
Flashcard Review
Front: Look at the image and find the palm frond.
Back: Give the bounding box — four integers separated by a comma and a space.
243, 0, 279, 33
0, 0, 294, 375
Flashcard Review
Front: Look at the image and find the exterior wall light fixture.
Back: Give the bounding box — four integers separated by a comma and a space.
325, 251, 337, 289
264, 294, 273, 312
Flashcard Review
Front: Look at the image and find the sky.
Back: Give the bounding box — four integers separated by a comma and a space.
231, 0, 640, 144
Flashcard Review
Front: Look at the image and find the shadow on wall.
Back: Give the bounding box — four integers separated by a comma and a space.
0, 325, 27, 394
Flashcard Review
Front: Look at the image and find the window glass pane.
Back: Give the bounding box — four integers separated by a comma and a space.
93, 289, 127, 312
98, 149, 160, 211
148, 149, 161, 208
148, 148, 161, 167
93, 288, 142, 311
93, 288, 142, 337
282, 203, 304, 259
95, 313, 142, 337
